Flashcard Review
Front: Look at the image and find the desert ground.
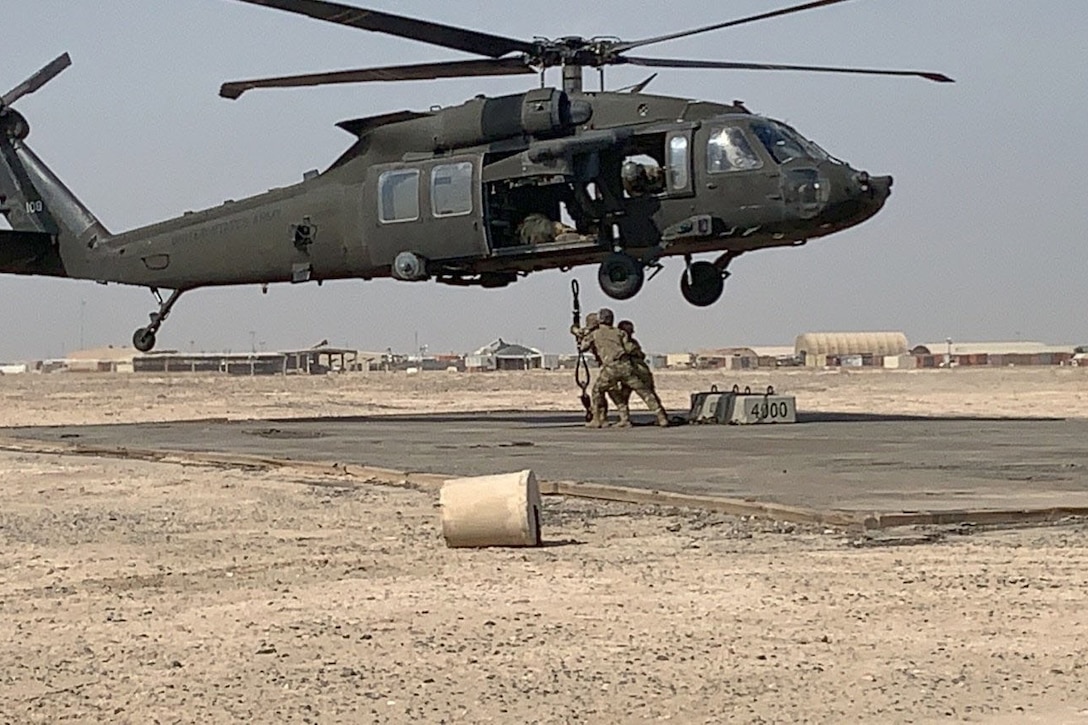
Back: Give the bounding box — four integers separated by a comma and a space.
1, 367, 1087, 723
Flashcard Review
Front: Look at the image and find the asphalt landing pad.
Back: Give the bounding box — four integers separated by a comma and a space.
5, 412, 1088, 524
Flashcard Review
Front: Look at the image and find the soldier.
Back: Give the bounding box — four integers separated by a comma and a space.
578, 307, 669, 428
518, 213, 557, 245
569, 312, 628, 425
616, 319, 667, 420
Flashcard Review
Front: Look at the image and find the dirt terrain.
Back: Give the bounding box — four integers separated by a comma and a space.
1, 366, 1086, 427
1, 368, 1087, 723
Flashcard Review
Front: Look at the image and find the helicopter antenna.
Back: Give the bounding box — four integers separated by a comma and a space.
616, 73, 658, 94
219, 0, 953, 100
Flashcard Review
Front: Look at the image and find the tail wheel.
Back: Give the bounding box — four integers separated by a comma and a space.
598, 253, 645, 300
681, 261, 725, 307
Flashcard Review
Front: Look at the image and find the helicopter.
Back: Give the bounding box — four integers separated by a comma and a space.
0, 0, 952, 353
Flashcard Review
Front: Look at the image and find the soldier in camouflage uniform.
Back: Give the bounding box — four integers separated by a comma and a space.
569, 312, 629, 426
577, 307, 669, 428
616, 320, 666, 419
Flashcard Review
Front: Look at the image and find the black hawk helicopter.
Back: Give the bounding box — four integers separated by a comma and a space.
0, 0, 952, 353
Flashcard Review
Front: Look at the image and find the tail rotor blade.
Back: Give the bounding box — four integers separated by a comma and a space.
1, 53, 72, 109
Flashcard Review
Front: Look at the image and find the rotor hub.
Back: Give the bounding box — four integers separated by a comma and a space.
0, 109, 30, 141
527, 37, 622, 68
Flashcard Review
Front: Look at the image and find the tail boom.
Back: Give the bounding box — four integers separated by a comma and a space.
1, 52, 107, 280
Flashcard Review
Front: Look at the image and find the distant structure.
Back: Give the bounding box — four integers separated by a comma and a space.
665, 352, 694, 368
795, 332, 909, 368
64, 346, 138, 373
2, 334, 1079, 375
134, 346, 366, 375
467, 339, 545, 372
912, 341, 1074, 368
694, 346, 800, 370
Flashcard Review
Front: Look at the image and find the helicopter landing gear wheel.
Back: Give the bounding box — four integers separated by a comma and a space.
131, 288, 184, 354
598, 252, 644, 301
132, 327, 156, 353
681, 260, 726, 307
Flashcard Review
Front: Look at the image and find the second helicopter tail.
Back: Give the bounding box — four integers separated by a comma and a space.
0, 53, 110, 279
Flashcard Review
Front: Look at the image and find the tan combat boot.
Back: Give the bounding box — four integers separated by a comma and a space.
655, 410, 670, 427
615, 405, 632, 428
585, 411, 606, 428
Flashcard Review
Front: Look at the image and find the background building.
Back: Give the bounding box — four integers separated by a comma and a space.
913, 341, 1074, 368
795, 332, 910, 368
468, 339, 543, 372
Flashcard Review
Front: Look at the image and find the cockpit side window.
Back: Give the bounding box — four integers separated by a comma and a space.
751, 121, 810, 165
707, 127, 763, 173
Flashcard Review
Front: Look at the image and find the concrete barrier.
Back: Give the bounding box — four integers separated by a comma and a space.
440, 469, 542, 548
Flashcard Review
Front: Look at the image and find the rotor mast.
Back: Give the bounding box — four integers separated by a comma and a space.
562, 64, 583, 94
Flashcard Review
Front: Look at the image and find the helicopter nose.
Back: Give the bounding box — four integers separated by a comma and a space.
818, 168, 894, 229
869, 174, 893, 201
851, 171, 892, 201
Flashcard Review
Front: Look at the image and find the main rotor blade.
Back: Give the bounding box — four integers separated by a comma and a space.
230, 0, 536, 58
620, 55, 955, 83
1, 53, 72, 109
614, 0, 854, 53
220, 57, 536, 99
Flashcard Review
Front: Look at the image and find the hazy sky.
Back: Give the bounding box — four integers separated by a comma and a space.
3, 0, 1086, 360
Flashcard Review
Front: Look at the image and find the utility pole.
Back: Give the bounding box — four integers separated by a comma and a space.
538, 326, 547, 369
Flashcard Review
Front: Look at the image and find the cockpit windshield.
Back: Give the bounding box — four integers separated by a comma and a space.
750, 121, 812, 164
751, 120, 841, 166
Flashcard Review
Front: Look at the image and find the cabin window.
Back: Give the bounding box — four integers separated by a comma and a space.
707, 127, 763, 173
378, 169, 420, 223
667, 135, 690, 190
431, 162, 473, 217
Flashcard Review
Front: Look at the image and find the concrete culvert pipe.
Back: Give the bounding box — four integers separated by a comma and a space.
440, 470, 543, 548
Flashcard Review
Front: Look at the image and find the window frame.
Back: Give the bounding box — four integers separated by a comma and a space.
749, 121, 811, 166
430, 161, 474, 218
666, 133, 691, 192
706, 125, 765, 174
377, 168, 421, 224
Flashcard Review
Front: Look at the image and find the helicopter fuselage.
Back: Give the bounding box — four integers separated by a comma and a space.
2, 86, 892, 351
65, 89, 890, 295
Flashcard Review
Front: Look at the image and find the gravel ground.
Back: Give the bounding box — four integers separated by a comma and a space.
1, 369, 1087, 723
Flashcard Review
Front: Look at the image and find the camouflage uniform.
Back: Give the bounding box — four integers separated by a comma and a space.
569, 313, 628, 425
578, 308, 668, 428
615, 320, 666, 419
518, 213, 557, 245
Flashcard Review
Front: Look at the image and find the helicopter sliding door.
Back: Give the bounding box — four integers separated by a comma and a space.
365, 155, 487, 269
